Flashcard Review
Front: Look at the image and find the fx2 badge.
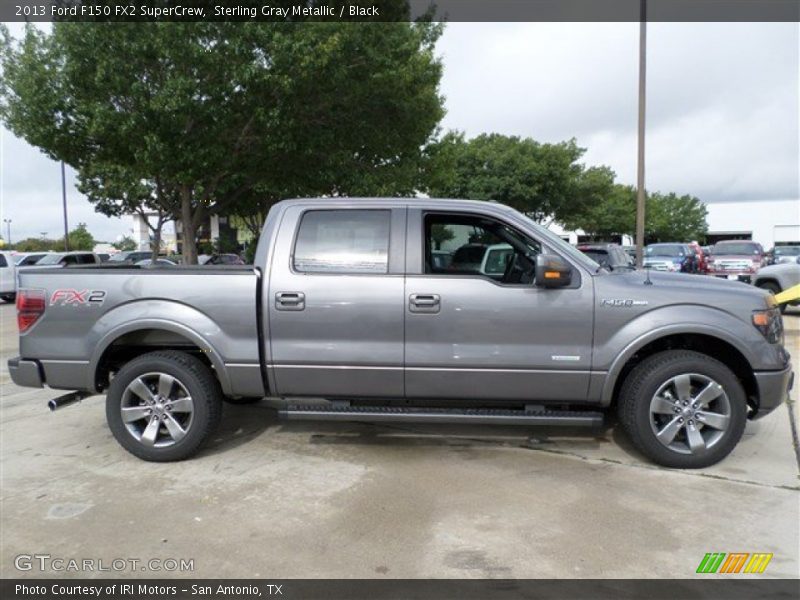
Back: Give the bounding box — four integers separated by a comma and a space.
50, 289, 107, 307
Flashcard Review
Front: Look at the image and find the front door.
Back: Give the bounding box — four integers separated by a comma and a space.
267, 205, 406, 398
404, 210, 594, 402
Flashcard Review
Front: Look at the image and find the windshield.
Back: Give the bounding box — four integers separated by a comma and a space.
774, 246, 800, 256
36, 254, 63, 265
108, 253, 127, 262
713, 242, 759, 255
646, 244, 684, 257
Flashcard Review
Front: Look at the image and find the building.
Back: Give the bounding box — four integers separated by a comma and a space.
702, 198, 799, 246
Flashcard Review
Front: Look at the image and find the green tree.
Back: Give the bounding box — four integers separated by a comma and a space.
113, 235, 137, 252
1, 18, 444, 263
647, 192, 708, 243
13, 237, 60, 252
424, 132, 614, 224
64, 222, 94, 250
562, 185, 708, 242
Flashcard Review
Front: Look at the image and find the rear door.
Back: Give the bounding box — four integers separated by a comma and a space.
267, 204, 407, 398
404, 208, 595, 402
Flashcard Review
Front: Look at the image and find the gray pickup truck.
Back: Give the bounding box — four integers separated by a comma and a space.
9, 198, 794, 468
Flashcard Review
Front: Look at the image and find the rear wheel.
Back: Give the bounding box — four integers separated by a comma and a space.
106, 350, 222, 461
617, 350, 747, 468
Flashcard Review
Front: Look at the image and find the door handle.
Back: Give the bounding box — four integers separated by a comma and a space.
275, 291, 305, 311
409, 293, 440, 313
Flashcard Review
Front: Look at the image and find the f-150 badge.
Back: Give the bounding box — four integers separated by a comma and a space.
601, 299, 648, 307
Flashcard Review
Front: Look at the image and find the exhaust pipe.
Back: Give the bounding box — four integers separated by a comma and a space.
48, 391, 90, 412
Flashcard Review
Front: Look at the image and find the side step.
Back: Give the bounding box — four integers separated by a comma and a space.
279, 405, 603, 427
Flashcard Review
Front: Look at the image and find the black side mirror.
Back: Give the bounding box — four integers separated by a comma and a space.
535, 254, 572, 288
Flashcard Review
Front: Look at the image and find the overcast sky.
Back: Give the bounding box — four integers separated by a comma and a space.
1, 22, 798, 243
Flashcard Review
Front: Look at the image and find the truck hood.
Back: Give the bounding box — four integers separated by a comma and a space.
597, 269, 772, 312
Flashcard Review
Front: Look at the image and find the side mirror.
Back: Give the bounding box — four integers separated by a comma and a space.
535, 254, 572, 288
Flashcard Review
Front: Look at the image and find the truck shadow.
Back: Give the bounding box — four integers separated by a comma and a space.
200, 401, 649, 464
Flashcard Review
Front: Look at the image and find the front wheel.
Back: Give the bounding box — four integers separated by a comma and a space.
106, 350, 222, 461
617, 350, 747, 468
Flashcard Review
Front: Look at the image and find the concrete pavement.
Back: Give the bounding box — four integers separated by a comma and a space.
1, 302, 798, 579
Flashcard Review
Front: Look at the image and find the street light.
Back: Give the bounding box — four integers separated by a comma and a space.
2, 219, 10, 246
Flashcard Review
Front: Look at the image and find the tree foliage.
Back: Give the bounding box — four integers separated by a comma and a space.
561, 184, 708, 242
424, 132, 615, 224
66, 222, 95, 250
1, 18, 444, 262
113, 235, 137, 252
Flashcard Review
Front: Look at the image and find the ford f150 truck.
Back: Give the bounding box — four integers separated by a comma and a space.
8, 198, 794, 468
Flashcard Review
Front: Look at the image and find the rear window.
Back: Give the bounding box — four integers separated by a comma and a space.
294, 210, 391, 274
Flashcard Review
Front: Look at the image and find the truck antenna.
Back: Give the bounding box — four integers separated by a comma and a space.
644, 265, 653, 285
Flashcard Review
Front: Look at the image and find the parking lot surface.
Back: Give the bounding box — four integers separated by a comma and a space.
1, 302, 798, 579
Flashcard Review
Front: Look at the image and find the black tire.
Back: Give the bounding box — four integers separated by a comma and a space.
106, 350, 222, 462
1, 293, 16, 303
756, 281, 786, 314
223, 396, 261, 405
617, 350, 747, 469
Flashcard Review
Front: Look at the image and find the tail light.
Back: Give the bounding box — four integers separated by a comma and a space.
17, 288, 46, 333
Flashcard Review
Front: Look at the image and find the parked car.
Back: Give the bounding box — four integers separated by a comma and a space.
577, 244, 634, 271
621, 246, 637, 261
107, 250, 155, 265
707, 240, 766, 283
24, 251, 101, 268
753, 262, 800, 313
135, 258, 178, 267
771, 245, 800, 265
9, 198, 792, 469
643, 243, 698, 273
0, 251, 16, 303
14, 252, 49, 266
201, 253, 245, 266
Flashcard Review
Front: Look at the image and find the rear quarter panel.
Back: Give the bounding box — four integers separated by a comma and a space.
17, 267, 260, 395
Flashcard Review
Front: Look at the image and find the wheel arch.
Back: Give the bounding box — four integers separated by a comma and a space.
89, 320, 231, 395
602, 330, 758, 414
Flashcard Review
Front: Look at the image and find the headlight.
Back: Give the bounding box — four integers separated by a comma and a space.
752, 307, 783, 344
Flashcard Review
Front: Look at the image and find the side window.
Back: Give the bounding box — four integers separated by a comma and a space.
424, 213, 541, 284
61, 255, 78, 265
294, 210, 391, 274
0, 255, 7, 268
77, 254, 95, 264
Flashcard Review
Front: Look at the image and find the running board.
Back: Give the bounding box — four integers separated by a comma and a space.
279, 405, 603, 427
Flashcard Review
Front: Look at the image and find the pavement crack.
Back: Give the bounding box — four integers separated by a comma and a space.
785, 399, 800, 475
522, 445, 800, 491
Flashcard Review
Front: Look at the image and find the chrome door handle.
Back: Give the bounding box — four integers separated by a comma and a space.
275, 292, 305, 311
409, 293, 440, 313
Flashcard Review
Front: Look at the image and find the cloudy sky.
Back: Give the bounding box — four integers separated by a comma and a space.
1, 22, 798, 243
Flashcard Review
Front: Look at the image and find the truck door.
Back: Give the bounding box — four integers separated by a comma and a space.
267, 205, 406, 398
404, 209, 594, 402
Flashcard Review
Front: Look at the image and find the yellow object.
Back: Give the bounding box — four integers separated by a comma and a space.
774, 283, 800, 305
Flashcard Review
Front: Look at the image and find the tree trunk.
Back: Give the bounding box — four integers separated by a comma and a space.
150, 222, 162, 262
180, 186, 198, 264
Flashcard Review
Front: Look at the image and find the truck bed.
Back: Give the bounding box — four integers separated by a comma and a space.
15, 265, 263, 398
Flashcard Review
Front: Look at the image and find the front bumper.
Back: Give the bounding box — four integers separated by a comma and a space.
751, 364, 794, 419
8, 356, 44, 388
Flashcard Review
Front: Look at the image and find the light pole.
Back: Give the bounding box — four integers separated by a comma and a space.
635, 0, 647, 268
61, 161, 70, 251
2, 219, 10, 246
